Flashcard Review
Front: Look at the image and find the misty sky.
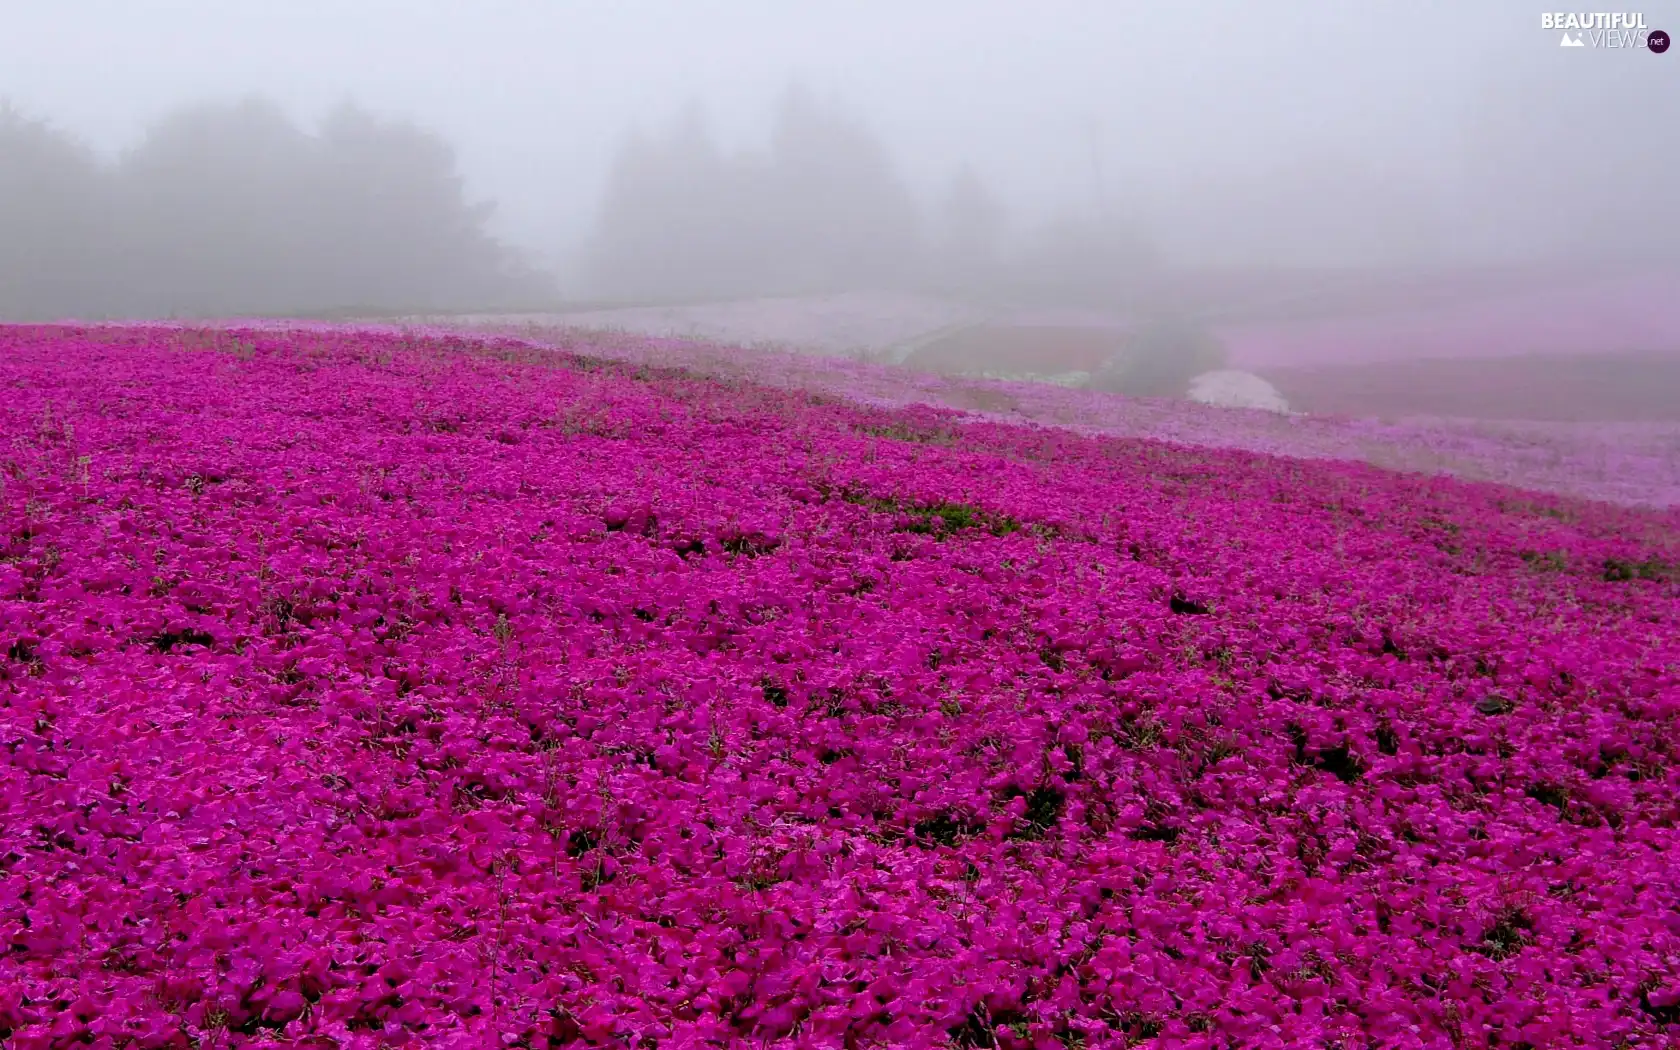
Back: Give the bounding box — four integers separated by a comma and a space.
3, 1, 1672, 271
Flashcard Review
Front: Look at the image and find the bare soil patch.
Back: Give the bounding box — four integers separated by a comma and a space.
1263, 351, 1680, 422
901, 324, 1129, 375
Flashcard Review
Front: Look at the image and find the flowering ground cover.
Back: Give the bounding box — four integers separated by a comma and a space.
392, 319, 1680, 510
423, 293, 982, 363
2, 323, 1679, 1048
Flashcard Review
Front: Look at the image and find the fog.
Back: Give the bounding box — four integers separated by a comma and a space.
1, 0, 1676, 318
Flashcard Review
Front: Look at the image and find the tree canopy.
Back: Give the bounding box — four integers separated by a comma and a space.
0, 97, 552, 321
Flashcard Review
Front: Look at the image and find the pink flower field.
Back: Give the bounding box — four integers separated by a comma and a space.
400, 319, 1680, 511
3, 324, 1680, 1048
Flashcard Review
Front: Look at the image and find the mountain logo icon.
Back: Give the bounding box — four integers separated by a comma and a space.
1561, 32, 1585, 46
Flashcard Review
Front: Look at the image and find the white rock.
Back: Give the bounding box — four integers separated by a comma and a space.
1186, 370, 1289, 412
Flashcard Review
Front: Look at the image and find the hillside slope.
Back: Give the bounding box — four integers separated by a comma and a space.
2, 325, 1677, 1047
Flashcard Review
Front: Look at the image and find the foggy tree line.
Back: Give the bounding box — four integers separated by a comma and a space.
579, 87, 1157, 303
2, 87, 1148, 319
5, 61, 1673, 322
584, 91, 921, 301
0, 97, 552, 321
581, 63, 1680, 305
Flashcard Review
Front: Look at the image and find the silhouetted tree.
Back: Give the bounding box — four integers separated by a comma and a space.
0, 95, 551, 321
581, 86, 925, 301
0, 104, 112, 320
310, 102, 548, 310
759, 85, 924, 293
1018, 210, 1159, 305
111, 97, 322, 316
930, 165, 1007, 289
583, 103, 749, 301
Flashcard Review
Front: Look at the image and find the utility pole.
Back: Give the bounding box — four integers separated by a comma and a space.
1086, 116, 1106, 216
